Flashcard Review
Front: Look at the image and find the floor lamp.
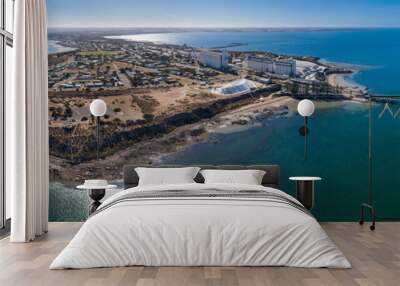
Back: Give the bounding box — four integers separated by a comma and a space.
90, 99, 107, 160
297, 99, 315, 160
359, 95, 400, 231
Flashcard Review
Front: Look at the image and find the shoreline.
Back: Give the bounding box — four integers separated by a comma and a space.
51, 92, 368, 186
327, 71, 367, 97
50, 96, 365, 186
321, 60, 368, 100
48, 40, 78, 54
49, 95, 297, 185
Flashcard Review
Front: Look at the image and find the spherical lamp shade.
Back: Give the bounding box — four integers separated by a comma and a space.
90, 99, 107, 117
297, 99, 315, 117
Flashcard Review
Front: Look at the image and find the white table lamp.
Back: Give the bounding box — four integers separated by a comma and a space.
90, 99, 107, 160
297, 99, 315, 160
90, 99, 107, 117
297, 99, 315, 117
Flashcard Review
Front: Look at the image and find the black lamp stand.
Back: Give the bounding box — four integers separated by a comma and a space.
96, 116, 100, 160
299, 116, 309, 160
360, 96, 375, 230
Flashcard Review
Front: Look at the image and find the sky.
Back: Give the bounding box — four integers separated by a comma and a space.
46, 0, 400, 28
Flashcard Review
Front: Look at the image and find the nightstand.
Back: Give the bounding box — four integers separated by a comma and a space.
289, 177, 322, 210
77, 181, 117, 215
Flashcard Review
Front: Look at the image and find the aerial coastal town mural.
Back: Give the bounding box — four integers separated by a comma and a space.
47, 28, 367, 221
47, 1, 400, 222
48, 29, 360, 183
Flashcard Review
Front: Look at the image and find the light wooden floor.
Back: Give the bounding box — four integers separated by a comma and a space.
0, 222, 399, 286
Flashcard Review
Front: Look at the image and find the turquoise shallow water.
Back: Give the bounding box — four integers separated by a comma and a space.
49, 182, 88, 221
50, 29, 400, 221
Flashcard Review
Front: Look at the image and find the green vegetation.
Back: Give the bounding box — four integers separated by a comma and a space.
76, 101, 85, 108
143, 113, 155, 122
64, 105, 73, 118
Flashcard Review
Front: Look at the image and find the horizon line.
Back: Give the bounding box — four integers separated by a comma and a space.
47, 25, 400, 30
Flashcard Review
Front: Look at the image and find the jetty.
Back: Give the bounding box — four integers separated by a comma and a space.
210, 42, 248, 49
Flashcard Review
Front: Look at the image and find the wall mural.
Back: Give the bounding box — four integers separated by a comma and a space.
47, 3, 400, 222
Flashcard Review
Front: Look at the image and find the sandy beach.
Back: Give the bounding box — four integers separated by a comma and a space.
209, 95, 295, 133
327, 71, 367, 98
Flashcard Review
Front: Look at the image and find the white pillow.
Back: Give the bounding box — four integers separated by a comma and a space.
135, 167, 200, 186
200, 169, 266, 185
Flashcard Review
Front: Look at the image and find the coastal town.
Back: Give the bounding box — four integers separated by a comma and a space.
48, 32, 366, 182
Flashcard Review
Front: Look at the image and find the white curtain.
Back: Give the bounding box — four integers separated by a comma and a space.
8, 0, 49, 242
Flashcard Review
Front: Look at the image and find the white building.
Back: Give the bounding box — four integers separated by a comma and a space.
274, 60, 297, 76
198, 49, 229, 70
246, 56, 296, 76
212, 79, 257, 96
246, 57, 274, 74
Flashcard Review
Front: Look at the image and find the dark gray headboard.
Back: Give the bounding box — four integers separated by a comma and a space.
123, 165, 280, 189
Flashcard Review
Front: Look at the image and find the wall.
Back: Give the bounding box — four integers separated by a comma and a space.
46, 3, 400, 222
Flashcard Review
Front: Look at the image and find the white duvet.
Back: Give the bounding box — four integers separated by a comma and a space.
50, 183, 351, 269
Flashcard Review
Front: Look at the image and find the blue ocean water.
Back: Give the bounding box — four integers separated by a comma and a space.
119, 28, 400, 96
129, 29, 400, 221
164, 102, 400, 221
50, 29, 400, 221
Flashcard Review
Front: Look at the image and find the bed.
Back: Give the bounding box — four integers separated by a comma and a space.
50, 165, 350, 269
